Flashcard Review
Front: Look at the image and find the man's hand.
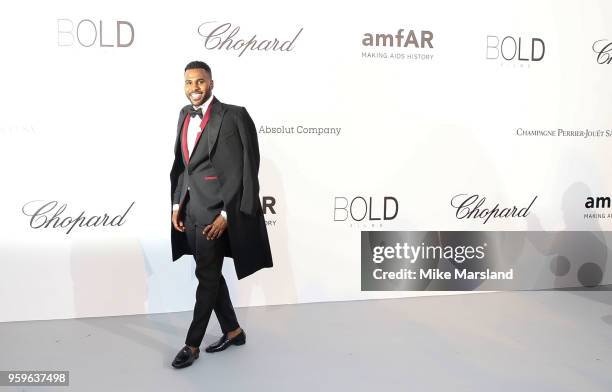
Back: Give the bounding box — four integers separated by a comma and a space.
172, 210, 185, 232
203, 214, 227, 240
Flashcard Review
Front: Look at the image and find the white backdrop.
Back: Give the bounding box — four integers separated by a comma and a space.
1, 0, 612, 322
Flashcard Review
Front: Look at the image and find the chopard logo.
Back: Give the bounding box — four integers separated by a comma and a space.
196, 21, 303, 57
592, 39, 612, 64
450, 194, 537, 224
22, 200, 135, 234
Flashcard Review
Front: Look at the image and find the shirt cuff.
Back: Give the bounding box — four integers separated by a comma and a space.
172, 204, 180, 211
220, 210, 227, 219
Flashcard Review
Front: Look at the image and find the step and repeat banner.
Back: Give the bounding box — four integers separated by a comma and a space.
1, 0, 612, 322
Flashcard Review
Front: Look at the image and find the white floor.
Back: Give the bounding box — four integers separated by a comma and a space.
1, 291, 611, 391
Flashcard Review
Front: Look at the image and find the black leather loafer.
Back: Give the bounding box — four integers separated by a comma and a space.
205, 330, 246, 353
172, 346, 199, 368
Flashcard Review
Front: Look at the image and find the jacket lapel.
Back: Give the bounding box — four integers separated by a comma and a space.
187, 97, 226, 169
174, 108, 189, 166
205, 98, 225, 156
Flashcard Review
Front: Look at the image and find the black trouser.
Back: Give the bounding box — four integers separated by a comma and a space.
183, 203, 240, 348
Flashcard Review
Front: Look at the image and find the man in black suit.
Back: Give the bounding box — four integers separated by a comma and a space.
170, 61, 273, 369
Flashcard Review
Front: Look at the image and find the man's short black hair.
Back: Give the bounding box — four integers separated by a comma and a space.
184, 61, 212, 77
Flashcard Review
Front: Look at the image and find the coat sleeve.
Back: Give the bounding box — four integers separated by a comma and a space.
236, 106, 261, 215
171, 166, 184, 205
170, 110, 186, 207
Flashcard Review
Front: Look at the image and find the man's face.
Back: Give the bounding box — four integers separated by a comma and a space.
184, 68, 213, 106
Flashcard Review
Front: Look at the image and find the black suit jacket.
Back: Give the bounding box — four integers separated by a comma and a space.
170, 97, 273, 279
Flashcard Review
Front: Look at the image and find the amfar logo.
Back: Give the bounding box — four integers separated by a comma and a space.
450, 194, 537, 224
362, 29, 433, 48
22, 200, 135, 234
334, 196, 399, 228
592, 40, 612, 64
361, 28, 434, 61
196, 21, 302, 57
586, 196, 612, 208
262, 196, 278, 227
57, 19, 134, 47
584, 196, 612, 219
486, 35, 545, 63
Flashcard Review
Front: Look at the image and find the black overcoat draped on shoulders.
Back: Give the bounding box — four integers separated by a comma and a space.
169, 97, 273, 279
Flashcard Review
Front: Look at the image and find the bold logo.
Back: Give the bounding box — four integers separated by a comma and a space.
592, 40, 612, 64
57, 19, 134, 47
450, 194, 537, 224
486, 35, 545, 62
334, 196, 399, 227
196, 22, 302, 57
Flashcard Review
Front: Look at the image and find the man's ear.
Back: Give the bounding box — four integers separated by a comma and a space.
210, 80, 214, 91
